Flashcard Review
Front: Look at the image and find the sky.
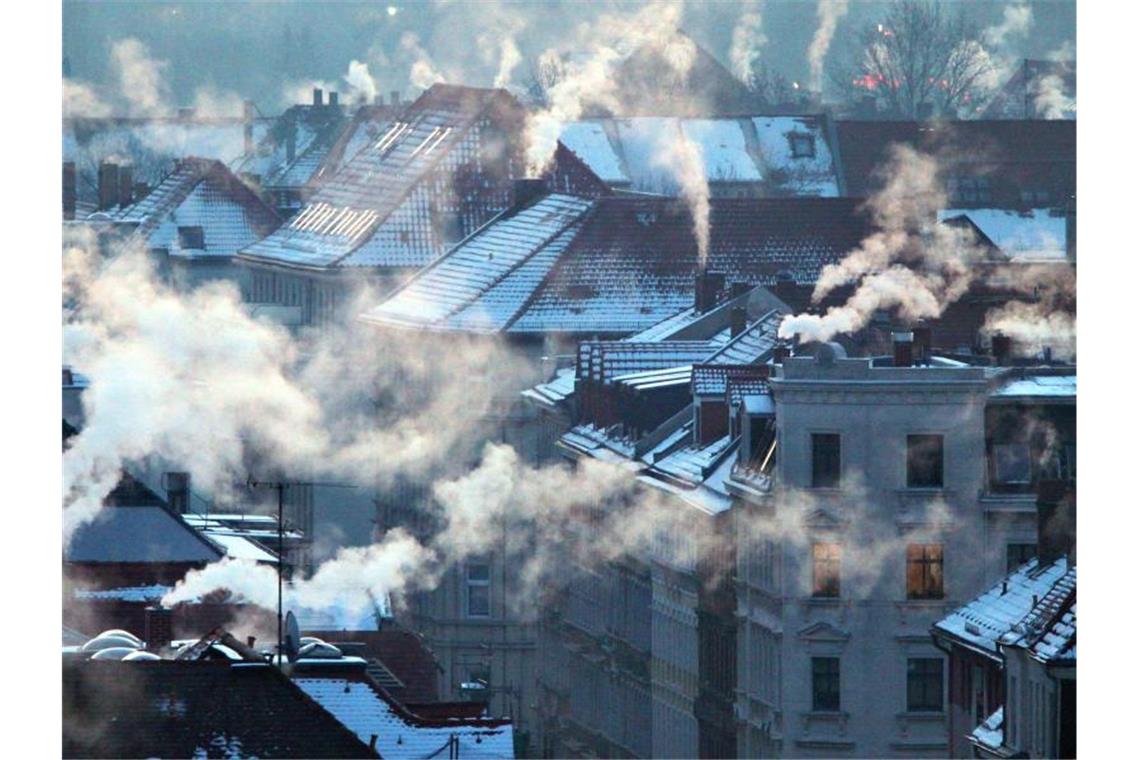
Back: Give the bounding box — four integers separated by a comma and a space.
63, 0, 1076, 115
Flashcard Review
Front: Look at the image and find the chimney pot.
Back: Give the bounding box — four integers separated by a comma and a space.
247, 636, 257, 648
992, 333, 1012, 366
892, 331, 914, 367
313, 87, 324, 106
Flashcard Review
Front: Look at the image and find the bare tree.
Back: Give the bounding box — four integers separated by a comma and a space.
832, 1, 994, 118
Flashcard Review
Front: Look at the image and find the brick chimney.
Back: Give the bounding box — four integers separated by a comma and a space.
164, 471, 190, 513
773, 271, 798, 309
694, 270, 725, 314
312, 87, 324, 106
63, 161, 77, 220
97, 161, 119, 211
912, 325, 932, 366
390, 90, 401, 106
730, 306, 747, 338
992, 333, 1012, 366
373, 93, 384, 106
144, 607, 174, 652
892, 331, 914, 367
1037, 480, 1076, 566
773, 340, 790, 364
117, 165, 133, 208
328, 90, 339, 107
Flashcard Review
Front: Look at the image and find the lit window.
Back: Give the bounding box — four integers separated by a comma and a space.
466, 561, 491, 617
907, 434, 944, 488
906, 543, 944, 599
812, 543, 841, 598
907, 658, 944, 712
811, 433, 841, 488
811, 657, 840, 711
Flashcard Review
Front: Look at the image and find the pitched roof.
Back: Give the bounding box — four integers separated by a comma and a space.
234, 103, 350, 189
294, 674, 514, 759
938, 208, 1068, 261
932, 557, 1074, 660
982, 60, 1076, 120
692, 364, 770, 397
66, 505, 225, 564
110, 157, 281, 257
239, 85, 522, 271
63, 660, 377, 758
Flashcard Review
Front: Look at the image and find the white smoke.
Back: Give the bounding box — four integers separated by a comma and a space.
729, 0, 766, 87
807, 0, 848, 93
651, 124, 711, 267
1033, 73, 1070, 119
401, 32, 447, 90
111, 38, 170, 117
345, 60, 379, 104
983, 2, 1034, 49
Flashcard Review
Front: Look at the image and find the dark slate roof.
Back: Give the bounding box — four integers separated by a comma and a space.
365, 195, 868, 336
704, 309, 783, 365
692, 364, 770, 397
110, 157, 281, 257
835, 119, 1076, 199
577, 341, 715, 384
239, 85, 522, 271
234, 103, 350, 189
63, 660, 377, 758
66, 505, 224, 564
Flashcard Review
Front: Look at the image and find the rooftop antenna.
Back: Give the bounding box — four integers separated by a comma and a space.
244, 475, 356, 666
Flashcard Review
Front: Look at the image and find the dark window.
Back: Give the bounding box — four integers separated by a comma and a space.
992, 442, 1032, 485
907, 434, 944, 488
811, 657, 840, 711
906, 544, 944, 599
907, 658, 944, 712
812, 543, 841, 598
466, 561, 490, 617
811, 433, 840, 488
177, 225, 205, 249
1006, 542, 1037, 573
789, 133, 816, 159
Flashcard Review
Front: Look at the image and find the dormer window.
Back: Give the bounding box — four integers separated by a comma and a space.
788, 133, 816, 159
177, 226, 205, 250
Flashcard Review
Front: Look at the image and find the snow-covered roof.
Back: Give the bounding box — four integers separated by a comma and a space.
73, 584, 172, 603
111, 157, 281, 258
971, 707, 1005, 753
556, 116, 838, 196
940, 208, 1068, 261
293, 677, 515, 759
521, 367, 577, 408
239, 85, 519, 271
990, 374, 1076, 401
933, 557, 1074, 660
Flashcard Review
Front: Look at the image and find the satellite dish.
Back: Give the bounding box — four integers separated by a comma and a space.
284, 610, 301, 663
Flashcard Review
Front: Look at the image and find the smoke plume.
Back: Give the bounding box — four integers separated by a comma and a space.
729, 0, 766, 87
345, 60, 379, 104
652, 124, 711, 268
807, 0, 848, 93
401, 32, 447, 90
983, 2, 1034, 49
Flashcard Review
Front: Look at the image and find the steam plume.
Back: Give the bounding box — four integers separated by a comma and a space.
652, 124, 711, 267
345, 60, 378, 104
983, 2, 1033, 49
807, 0, 848, 93
729, 0, 766, 87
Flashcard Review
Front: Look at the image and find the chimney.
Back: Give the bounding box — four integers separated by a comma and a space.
144, 607, 173, 652
892, 331, 914, 367
133, 181, 150, 202
992, 333, 1012, 366
390, 90, 401, 106
912, 325, 932, 366
773, 271, 798, 309
328, 90, 339, 107
511, 178, 546, 210
164, 471, 190, 513
97, 161, 119, 211
730, 306, 747, 338
373, 93, 384, 106
247, 636, 257, 649
730, 281, 751, 298
117, 165, 133, 208
694, 270, 725, 314
312, 87, 324, 106
243, 99, 255, 154
63, 161, 77, 220
773, 340, 790, 364
1037, 480, 1076, 566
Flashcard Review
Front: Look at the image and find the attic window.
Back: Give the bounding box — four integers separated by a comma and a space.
788, 133, 816, 159
177, 226, 205, 250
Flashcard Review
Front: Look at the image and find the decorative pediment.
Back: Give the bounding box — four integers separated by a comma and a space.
803, 508, 847, 532
797, 621, 851, 643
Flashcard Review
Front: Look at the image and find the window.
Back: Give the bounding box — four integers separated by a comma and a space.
907, 658, 944, 712
812, 543, 841, 598
906, 543, 944, 599
1007, 542, 1037, 573
789, 133, 816, 159
466, 561, 491, 617
907, 434, 944, 488
177, 225, 205, 250
811, 433, 841, 488
992, 442, 1032, 485
811, 657, 840, 711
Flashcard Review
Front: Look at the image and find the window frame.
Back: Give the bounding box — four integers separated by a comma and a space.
906, 657, 944, 713
811, 656, 841, 712
788, 133, 817, 159
906, 433, 945, 489
906, 543, 944, 600
811, 432, 841, 489
811, 542, 841, 598
465, 560, 491, 618
177, 225, 205, 250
